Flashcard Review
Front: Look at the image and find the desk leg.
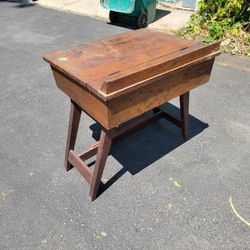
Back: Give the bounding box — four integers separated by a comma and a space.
65, 100, 81, 171
180, 92, 189, 140
89, 130, 112, 201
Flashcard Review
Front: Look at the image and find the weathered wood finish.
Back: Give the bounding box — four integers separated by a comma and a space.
78, 144, 99, 161
89, 130, 112, 200
65, 100, 81, 171
44, 30, 220, 103
68, 150, 93, 184
52, 58, 215, 129
52, 67, 110, 128
101, 43, 220, 96
107, 59, 215, 128
180, 92, 190, 140
43, 30, 220, 200
44, 29, 198, 99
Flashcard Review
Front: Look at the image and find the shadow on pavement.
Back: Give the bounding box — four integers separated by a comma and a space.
107, 21, 139, 30
106, 8, 171, 29
155, 8, 171, 21
0, 0, 38, 7
89, 102, 209, 197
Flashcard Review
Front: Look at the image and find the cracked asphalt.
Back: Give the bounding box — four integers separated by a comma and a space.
0, 2, 250, 249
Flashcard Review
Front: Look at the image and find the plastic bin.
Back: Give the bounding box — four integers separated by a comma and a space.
100, 0, 157, 28
183, 0, 197, 9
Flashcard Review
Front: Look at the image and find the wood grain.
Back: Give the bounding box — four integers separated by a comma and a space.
89, 130, 112, 200
107, 59, 215, 128
65, 100, 81, 171
68, 150, 93, 184
52, 67, 109, 128
44, 29, 220, 200
101, 42, 220, 95
43, 30, 204, 99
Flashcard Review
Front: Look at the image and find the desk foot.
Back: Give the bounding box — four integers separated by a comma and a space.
67, 130, 112, 201
89, 130, 112, 200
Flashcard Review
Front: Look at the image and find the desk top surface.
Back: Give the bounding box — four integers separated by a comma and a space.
43, 29, 220, 100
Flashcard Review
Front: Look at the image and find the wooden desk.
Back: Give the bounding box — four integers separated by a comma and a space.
43, 29, 220, 200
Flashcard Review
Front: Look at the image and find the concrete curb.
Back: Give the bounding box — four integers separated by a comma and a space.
38, 1, 192, 32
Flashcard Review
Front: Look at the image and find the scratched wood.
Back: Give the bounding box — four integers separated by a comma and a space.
107, 59, 215, 128
44, 29, 220, 130
52, 67, 110, 128
44, 30, 202, 99
101, 42, 220, 96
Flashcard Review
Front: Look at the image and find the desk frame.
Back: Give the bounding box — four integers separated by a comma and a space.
43, 30, 220, 201
65, 92, 189, 201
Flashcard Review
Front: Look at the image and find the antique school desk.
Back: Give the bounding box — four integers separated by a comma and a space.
43, 29, 220, 201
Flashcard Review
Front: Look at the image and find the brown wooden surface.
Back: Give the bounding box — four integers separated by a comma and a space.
43, 30, 196, 97
65, 100, 81, 171
52, 67, 110, 128
68, 150, 93, 184
64, 101, 190, 200
51, 57, 215, 129
45, 29, 220, 129
89, 130, 112, 200
107, 58, 215, 128
180, 92, 190, 139
44, 30, 220, 200
43, 29, 220, 101
78, 144, 99, 161
101, 42, 220, 96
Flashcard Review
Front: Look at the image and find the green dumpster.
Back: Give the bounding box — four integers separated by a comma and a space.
100, 0, 157, 28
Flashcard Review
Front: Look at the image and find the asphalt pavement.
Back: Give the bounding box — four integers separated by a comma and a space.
0, 2, 250, 250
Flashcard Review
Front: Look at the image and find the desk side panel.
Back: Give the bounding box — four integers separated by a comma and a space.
107, 58, 215, 128
52, 69, 109, 129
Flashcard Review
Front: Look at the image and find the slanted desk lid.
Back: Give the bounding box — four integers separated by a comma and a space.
43, 29, 220, 101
